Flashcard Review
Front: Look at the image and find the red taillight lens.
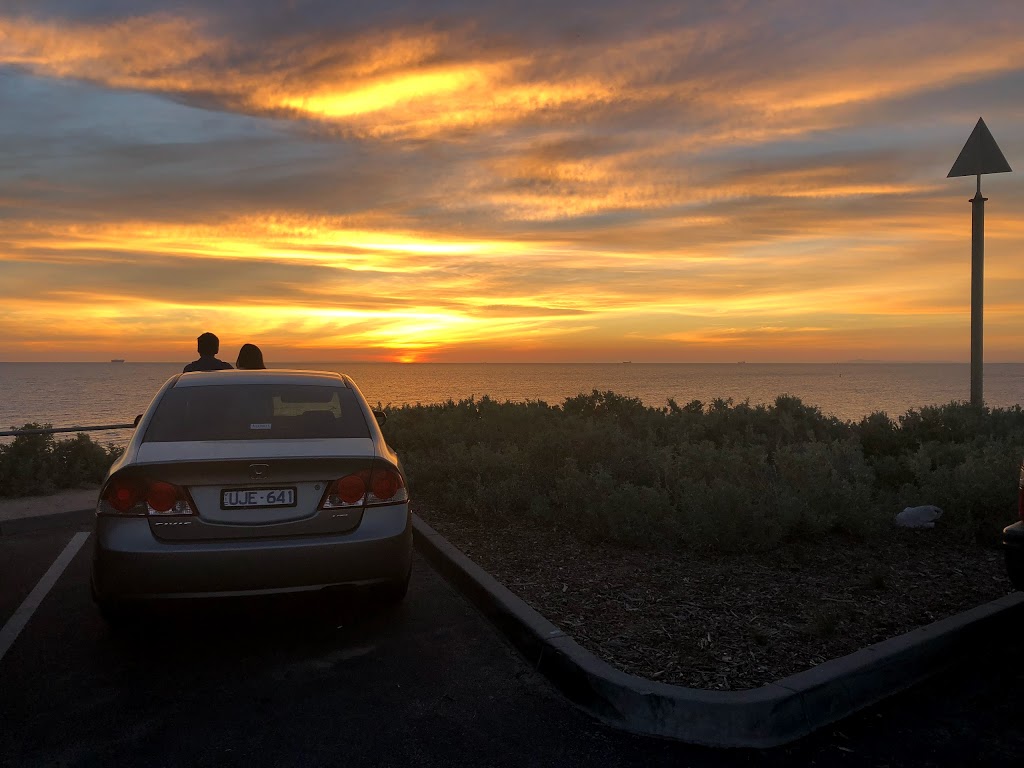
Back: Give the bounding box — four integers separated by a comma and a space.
320, 473, 367, 509
368, 467, 407, 505
105, 479, 141, 513
371, 469, 402, 501
147, 481, 179, 513
336, 474, 366, 504
100, 477, 193, 516
319, 466, 408, 511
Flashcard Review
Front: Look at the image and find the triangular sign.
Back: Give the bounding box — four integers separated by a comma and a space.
948, 118, 1012, 177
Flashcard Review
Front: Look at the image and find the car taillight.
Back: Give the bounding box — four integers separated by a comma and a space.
99, 477, 195, 516
337, 474, 367, 504
105, 478, 141, 513
319, 466, 408, 510
146, 481, 182, 513
320, 472, 368, 509
369, 466, 406, 505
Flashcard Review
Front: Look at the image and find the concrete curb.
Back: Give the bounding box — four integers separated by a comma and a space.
0, 508, 94, 537
411, 514, 1024, 748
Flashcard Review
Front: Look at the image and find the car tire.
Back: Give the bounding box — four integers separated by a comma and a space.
376, 569, 411, 605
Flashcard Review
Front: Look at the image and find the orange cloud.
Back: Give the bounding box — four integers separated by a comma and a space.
2, 199, 1016, 362
0, 14, 218, 88
6, 11, 1021, 145
1, 7, 1022, 363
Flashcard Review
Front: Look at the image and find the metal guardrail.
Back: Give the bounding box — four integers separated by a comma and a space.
0, 423, 136, 437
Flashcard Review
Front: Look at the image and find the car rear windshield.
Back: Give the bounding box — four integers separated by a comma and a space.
143, 384, 372, 442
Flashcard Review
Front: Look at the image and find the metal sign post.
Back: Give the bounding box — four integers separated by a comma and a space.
947, 118, 1012, 407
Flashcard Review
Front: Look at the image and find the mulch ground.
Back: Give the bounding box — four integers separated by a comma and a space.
415, 505, 1013, 691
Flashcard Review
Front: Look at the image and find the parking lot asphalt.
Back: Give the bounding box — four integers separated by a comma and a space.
2, 522, 1024, 767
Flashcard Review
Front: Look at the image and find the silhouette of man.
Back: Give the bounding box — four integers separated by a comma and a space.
183, 332, 234, 372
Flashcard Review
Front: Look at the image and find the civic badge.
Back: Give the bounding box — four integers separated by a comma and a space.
249, 464, 270, 480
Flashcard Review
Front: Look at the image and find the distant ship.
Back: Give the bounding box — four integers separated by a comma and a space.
110, 359, 125, 363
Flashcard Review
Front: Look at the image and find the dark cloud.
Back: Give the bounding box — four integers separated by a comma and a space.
0, 250, 336, 303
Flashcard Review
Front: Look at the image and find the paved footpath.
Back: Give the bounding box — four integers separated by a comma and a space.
1, 495, 1023, 767
0, 487, 97, 535
0, 487, 96, 521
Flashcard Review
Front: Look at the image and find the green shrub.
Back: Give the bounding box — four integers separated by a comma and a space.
898, 439, 1020, 544
383, 393, 1024, 553
0, 425, 122, 497
11, 393, 1016, 553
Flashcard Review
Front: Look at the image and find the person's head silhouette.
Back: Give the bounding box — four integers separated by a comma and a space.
183, 332, 232, 372
236, 343, 266, 370
197, 332, 220, 357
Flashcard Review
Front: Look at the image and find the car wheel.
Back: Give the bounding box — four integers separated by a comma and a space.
376, 569, 411, 605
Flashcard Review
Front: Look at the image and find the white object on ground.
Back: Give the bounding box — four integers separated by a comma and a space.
894, 505, 943, 529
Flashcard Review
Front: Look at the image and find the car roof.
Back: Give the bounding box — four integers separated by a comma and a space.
174, 369, 351, 388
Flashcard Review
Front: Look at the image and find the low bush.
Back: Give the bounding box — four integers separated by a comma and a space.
6, 394, 1019, 553
383, 392, 1024, 552
0, 425, 122, 497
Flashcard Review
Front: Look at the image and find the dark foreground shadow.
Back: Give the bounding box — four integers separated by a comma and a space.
100, 588, 403, 660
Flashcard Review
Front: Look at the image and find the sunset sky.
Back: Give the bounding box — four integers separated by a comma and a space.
1, 0, 1022, 363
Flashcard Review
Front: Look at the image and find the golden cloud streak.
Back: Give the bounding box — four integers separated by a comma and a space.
274, 73, 616, 138
0, 14, 616, 139
0, 216, 542, 271
5, 12, 1021, 145
0, 292, 578, 361
0, 206, 917, 360
731, 31, 1024, 113
279, 65, 499, 119
0, 15, 214, 82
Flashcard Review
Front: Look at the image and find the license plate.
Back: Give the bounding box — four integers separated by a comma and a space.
221, 487, 296, 509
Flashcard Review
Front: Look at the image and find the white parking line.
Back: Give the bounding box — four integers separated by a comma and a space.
0, 531, 90, 664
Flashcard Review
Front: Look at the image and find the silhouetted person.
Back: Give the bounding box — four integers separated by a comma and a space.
183, 332, 233, 372
236, 343, 266, 370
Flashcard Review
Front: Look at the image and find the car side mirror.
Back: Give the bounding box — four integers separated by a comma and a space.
373, 410, 387, 427
133, 414, 142, 427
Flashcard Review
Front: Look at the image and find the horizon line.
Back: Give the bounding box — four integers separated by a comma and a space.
3, 359, 1023, 366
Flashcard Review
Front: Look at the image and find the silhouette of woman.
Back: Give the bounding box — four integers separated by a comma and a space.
236, 343, 266, 370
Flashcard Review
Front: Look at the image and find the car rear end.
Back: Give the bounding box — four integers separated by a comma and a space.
91, 371, 411, 607
1003, 462, 1024, 591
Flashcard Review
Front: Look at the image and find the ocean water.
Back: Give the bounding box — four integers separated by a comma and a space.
1, 362, 1022, 448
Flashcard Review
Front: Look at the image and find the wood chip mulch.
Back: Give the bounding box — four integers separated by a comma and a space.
416, 506, 1013, 691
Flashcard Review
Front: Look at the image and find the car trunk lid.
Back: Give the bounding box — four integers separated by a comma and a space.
128, 440, 376, 541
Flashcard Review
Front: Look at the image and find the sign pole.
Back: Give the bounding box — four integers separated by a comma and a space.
947, 118, 1011, 408
970, 174, 986, 407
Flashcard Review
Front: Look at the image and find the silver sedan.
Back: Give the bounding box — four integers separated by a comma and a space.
91, 369, 412, 620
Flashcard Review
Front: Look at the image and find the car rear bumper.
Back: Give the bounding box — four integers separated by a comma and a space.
1002, 521, 1024, 591
91, 504, 412, 601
